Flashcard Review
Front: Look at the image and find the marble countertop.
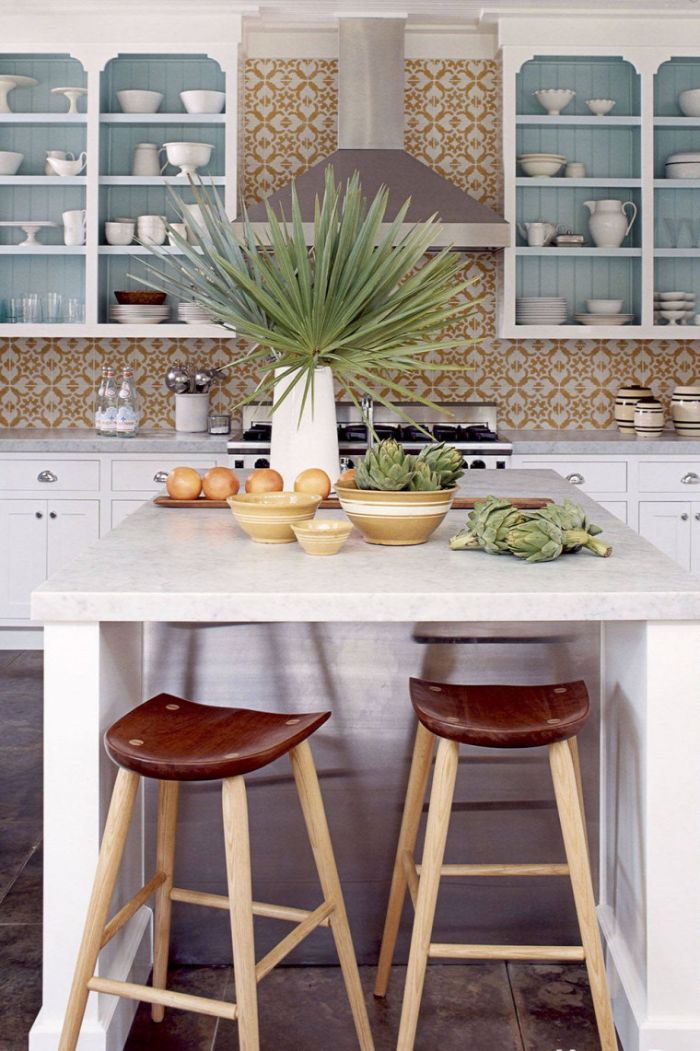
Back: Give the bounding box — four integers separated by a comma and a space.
31, 470, 700, 623
3, 427, 700, 456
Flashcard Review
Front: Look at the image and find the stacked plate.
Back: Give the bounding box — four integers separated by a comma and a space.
573, 313, 634, 326
178, 302, 214, 325
654, 290, 695, 325
109, 304, 169, 325
516, 297, 568, 325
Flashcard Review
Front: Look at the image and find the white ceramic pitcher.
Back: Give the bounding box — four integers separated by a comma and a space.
584, 199, 637, 248
62, 209, 86, 246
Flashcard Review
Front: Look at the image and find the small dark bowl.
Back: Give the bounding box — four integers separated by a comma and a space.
114, 290, 167, 305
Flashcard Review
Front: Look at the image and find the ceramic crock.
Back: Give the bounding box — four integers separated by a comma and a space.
671, 385, 700, 437
615, 384, 652, 432
634, 398, 665, 438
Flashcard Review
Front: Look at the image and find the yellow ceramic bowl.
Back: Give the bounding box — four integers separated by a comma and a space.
291, 519, 353, 556
227, 491, 321, 543
335, 483, 456, 545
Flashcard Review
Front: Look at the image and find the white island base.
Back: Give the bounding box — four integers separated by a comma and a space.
29, 472, 700, 1051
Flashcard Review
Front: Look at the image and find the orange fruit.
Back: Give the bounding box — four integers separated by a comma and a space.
166, 466, 202, 500
294, 467, 331, 499
202, 466, 240, 500
335, 468, 356, 488
245, 468, 284, 494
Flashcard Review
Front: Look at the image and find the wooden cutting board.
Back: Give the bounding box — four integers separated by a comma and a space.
153, 495, 553, 510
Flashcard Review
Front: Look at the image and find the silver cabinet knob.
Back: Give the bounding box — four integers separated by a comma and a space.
681, 472, 700, 484
37, 469, 57, 483
35, 511, 43, 519
694, 513, 700, 521
153, 471, 169, 484
681, 513, 690, 521
566, 472, 584, 485
49, 511, 57, 519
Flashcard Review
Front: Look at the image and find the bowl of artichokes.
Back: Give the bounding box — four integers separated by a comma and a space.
335, 438, 464, 545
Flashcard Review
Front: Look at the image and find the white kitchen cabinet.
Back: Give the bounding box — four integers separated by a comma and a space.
638, 500, 692, 570
47, 500, 100, 576
512, 457, 627, 493
0, 500, 48, 619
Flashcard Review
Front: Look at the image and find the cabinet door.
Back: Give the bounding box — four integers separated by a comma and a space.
638, 501, 691, 571
0, 500, 48, 619
47, 500, 100, 577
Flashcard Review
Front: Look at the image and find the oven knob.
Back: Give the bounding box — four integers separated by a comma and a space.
470, 459, 486, 469
496, 460, 507, 469
234, 459, 244, 469
254, 458, 270, 469
339, 457, 355, 471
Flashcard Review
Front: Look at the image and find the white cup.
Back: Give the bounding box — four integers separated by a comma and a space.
62, 209, 87, 246
105, 220, 135, 246
137, 214, 167, 245
564, 162, 586, 178
175, 392, 209, 432
167, 222, 187, 246
45, 149, 74, 176
525, 222, 548, 247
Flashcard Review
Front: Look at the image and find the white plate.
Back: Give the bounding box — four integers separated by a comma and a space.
574, 313, 634, 325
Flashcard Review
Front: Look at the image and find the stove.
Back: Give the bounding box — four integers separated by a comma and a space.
227, 401, 512, 471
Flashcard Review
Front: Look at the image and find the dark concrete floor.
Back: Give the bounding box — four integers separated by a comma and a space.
0, 649, 609, 1051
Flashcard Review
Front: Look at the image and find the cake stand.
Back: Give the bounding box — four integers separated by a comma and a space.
50, 87, 88, 115
0, 74, 39, 114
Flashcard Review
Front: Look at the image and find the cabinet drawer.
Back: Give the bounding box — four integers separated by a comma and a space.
639, 461, 700, 492
0, 459, 99, 492
517, 460, 627, 493
111, 457, 215, 492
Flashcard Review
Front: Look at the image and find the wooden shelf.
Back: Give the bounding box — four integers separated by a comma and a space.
100, 113, 225, 124
0, 113, 86, 124
516, 177, 641, 187
517, 115, 641, 126
654, 179, 700, 187
99, 245, 188, 254
654, 248, 700, 256
516, 247, 641, 257
0, 322, 229, 337
0, 175, 87, 185
99, 176, 226, 186
654, 117, 700, 126
0, 245, 85, 254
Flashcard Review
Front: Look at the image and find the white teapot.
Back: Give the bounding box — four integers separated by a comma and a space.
584, 199, 637, 248
517, 221, 562, 247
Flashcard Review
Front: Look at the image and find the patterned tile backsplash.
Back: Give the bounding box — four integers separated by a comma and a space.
1, 56, 698, 431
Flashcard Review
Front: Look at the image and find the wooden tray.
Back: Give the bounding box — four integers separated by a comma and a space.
153, 495, 553, 510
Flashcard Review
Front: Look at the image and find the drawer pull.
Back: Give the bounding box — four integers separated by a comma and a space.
49, 511, 57, 519
681, 472, 700, 485
565, 472, 584, 485
695, 513, 700, 522
681, 513, 690, 521
37, 469, 58, 483
35, 511, 43, 519
153, 471, 169, 484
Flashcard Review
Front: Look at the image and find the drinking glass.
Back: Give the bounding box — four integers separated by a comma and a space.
21, 294, 42, 323
44, 293, 63, 323
64, 297, 85, 323
7, 296, 24, 323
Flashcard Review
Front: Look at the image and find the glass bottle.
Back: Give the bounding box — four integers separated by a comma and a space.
115, 366, 140, 437
99, 368, 118, 437
94, 366, 108, 433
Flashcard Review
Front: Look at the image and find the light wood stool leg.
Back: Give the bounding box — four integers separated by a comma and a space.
567, 735, 590, 857
222, 776, 260, 1051
58, 768, 140, 1051
396, 737, 459, 1051
151, 780, 180, 1022
549, 739, 618, 1051
290, 740, 375, 1051
374, 721, 435, 997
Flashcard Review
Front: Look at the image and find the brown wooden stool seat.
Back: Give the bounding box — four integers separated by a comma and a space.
105, 693, 330, 780
409, 677, 590, 749
376, 676, 618, 1051
59, 696, 374, 1051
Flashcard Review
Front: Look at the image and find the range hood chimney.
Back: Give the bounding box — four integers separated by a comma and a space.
243, 17, 510, 250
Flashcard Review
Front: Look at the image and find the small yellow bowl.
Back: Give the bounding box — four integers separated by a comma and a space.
227, 491, 321, 543
291, 518, 353, 556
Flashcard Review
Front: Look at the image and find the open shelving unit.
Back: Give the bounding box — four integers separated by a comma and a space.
0, 46, 237, 336
502, 46, 700, 338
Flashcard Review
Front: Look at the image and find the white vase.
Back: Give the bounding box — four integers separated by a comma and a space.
175, 392, 209, 432
269, 366, 340, 489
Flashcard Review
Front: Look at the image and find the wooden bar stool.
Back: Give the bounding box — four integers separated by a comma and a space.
58, 693, 374, 1051
374, 676, 617, 1051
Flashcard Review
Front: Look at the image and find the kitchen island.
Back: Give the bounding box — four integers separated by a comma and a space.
30, 471, 700, 1051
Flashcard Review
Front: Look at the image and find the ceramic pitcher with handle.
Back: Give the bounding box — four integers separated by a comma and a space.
583, 199, 637, 248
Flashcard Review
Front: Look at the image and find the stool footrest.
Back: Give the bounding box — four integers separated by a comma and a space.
255, 900, 336, 982
170, 886, 332, 927
418, 863, 570, 878
101, 872, 167, 948
428, 943, 585, 961
87, 976, 237, 1020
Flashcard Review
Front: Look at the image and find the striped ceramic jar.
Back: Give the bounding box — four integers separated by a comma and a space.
615, 384, 652, 433
634, 398, 665, 438
671, 385, 700, 437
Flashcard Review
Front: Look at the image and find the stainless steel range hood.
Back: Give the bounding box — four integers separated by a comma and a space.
243, 17, 509, 250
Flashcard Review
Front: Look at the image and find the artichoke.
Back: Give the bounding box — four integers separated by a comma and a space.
417, 442, 465, 489
355, 439, 415, 491
408, 460, 442, 491
506, 519, 564, 563
449, 496, 526, 553
524, 501, 610, 557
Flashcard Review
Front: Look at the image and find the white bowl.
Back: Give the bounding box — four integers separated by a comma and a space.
518, 156, 565, 177
666, 161, 700, 179
586, 298, 623, 314
532, 88, 575, 116
180, 89, 225, 114
0, 150, 22, 175
585, 98, 616, 116
104, 221, 135, 246
678, 88, 700, 117
116, 89, 163, 114
162, 140, 214, 175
